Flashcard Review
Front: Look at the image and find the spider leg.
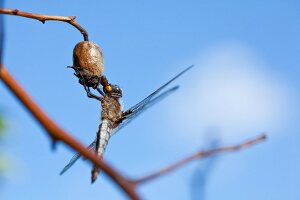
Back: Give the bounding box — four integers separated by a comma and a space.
96, 87, 105, 96
70, 66, 102, 101
84, 85, 102, 101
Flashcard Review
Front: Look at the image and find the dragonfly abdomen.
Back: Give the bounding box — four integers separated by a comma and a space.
91, 119, 113, 183
97, 119, 113, 156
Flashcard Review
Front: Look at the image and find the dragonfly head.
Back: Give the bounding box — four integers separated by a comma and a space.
104, 84, 123, 98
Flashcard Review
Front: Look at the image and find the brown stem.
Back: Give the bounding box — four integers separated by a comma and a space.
0, 66, 139, 200
0, 8, 89, 41
133, 134, 267, 185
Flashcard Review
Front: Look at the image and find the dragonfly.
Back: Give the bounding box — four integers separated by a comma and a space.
60, 65, 194, 183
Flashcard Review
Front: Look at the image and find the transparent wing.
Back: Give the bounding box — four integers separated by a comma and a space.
121, 65, 193, 120
112, 65, 194, 134
60, 141, 96, 175
59, 86, 179, 175
60, 65, 193, 175
112, 85, 179, 135
60, 86, 180, 175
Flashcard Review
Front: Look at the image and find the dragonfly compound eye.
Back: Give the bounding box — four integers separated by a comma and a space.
111, 85, 123, 98
72, 41, 104, 89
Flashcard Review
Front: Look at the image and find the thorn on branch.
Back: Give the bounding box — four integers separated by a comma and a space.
12, 9, 19, 15
0, 8, 89, 41
51, 138, 58, 151
69, 16, 76, 20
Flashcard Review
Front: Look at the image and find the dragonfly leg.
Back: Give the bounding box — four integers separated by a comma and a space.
116, 111, 132, 123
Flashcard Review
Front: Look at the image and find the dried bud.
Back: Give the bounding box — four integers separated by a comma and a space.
72, 41, 104, 88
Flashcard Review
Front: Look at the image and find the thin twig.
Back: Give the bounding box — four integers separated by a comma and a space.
133, 134, 267, 185
0, 8, 89, 41
0, 66, 139, 200
0, 4, 3, 66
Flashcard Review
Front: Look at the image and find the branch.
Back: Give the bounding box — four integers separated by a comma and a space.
132, 134, 267, 185
0, 63, 268, 197
0, 66, 139, 200
0, 8, 89, 41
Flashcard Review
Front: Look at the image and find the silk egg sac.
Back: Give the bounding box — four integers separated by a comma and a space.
71, 41, 104, 88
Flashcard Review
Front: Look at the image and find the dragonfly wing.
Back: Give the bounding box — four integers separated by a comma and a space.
112, 85, 179, 135
60, 140, 96, 175
59, 84, 174, 175
60, 65, 193, 174
122, 65, 194, 118
111, 65, 194, 135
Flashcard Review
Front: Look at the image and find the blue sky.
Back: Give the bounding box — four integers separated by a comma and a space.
1, 1, 300, 199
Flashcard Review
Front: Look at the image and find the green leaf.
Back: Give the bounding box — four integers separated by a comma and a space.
0, 117, 5, 135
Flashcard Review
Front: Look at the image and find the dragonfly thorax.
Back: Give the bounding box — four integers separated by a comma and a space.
101, 95, 123, 124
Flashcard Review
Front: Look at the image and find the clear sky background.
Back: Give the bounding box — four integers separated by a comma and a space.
1, 1, 300, 199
